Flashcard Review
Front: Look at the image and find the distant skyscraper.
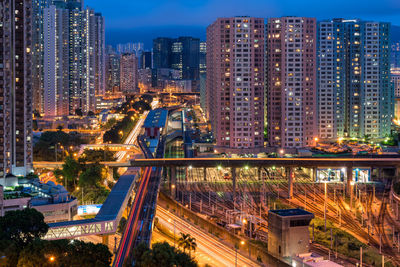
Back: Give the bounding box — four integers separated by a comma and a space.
0, 0, 33, 176
391, 68, 400, 121
42, 1, 105, 116
391, 42, 400, 69
153, 38, 173, 69
317, 19, 392, 140
153, 37, 202, 91
105, 46, 121, 93
199, 42, 207, 113
266, 17, 317, 149
171, 37, 200, 90
207, 17, 265, 152
120, 53, 138, 93
199, 41, 206, 74
140, 51, 152, 69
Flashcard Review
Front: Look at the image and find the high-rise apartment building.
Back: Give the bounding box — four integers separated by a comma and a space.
391, 42, 400, 69
207, 17, 265, 152
120, 53, 138, 93
105, 46, 121, 93
32, 0, 51, 114
94, 13, 106, 97
43, 4, 69, 116
42, 0, 105, 116
266, 17, 317, 149
317, 19, 392, 140
0, 0, 33, 176
392, 68, 400, 121
117, 42, 144, 57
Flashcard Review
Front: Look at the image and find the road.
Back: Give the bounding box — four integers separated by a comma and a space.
156, 206, 260, 267
113, 167, 152, 267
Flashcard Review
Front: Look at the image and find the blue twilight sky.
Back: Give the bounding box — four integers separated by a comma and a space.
84, 0, 400, 48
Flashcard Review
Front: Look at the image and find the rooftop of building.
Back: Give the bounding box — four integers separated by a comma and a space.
269, 209, 313, 217
143, 108, 168, 128
294, 252, 343, 267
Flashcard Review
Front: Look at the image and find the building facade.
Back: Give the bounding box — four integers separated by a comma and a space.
42, 0, 104, 117
266, 17, 317, 149
105, 46, 121, 93
32, 0, 52, 114
120, 53, 138, 93
0, 0, 33, 176
207, 17, 265, 152
392, 68, 400, 122
317, 19, 392, 140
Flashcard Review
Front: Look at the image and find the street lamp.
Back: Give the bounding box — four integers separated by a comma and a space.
235, 241, 245, 267
49, 256, 55, 263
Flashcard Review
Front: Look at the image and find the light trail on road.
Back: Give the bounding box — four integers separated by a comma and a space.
156, 206, 260, 267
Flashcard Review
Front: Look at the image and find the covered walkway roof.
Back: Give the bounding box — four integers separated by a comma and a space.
44, 174, 136, 240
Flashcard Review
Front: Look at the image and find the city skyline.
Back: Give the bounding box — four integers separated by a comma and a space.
85, 0, 400, 47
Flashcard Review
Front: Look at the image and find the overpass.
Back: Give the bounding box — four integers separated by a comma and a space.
79, 144, 140, 153
43, 172, 136, 241
33, 161, 130, 169
129, 157, 400, 199
128, 157, 400, 168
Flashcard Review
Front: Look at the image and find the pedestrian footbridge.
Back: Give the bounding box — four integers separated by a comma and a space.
43, 173, 136, 240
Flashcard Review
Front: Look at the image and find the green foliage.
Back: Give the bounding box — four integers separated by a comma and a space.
81, 148, 115, 162
177, 233, 197, 257
17, 239, 111, 267
132, 100, 151, 112
60, 156, 81, 190
0, 208, 48, 247
140, 94, 153, 104
130, 242, 197, 267
311, 217, 389, 266
103, 111, 138, 144
118, 217, 127, 234
78, 163, 104, 188
101, 118, 117, 130
33, 131, 82, 161
0, 208, 112, 267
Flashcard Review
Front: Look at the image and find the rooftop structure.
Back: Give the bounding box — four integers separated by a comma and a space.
268, 209, 314, 258
143, 109, 168, 138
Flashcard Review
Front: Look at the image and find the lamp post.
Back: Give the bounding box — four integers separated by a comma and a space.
235, 240, 245, 267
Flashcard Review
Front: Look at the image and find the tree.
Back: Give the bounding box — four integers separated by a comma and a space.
0, 208, 48, 247
177, 233, 197, 257
132, 100, 151, 113
117, 217, 127, 234
87, 111, 95, 116
140, 94, 153, 104
17, 239, 112, 267
75, 108, 83, 116
56, 125, 63, 131
78, 163, 104, 188
62, 156, 81, 189
131, 242, 197, 267
81, 148, 115, 162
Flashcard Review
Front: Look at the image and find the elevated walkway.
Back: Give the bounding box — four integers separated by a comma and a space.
44, 173, 136, 240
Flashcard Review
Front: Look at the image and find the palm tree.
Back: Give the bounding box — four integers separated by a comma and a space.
177, 233, 197, 257
177, 233, 190, 253
187, 236, 197, 257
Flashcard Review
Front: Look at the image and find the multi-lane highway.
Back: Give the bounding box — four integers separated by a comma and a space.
156, 206, 260, 267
